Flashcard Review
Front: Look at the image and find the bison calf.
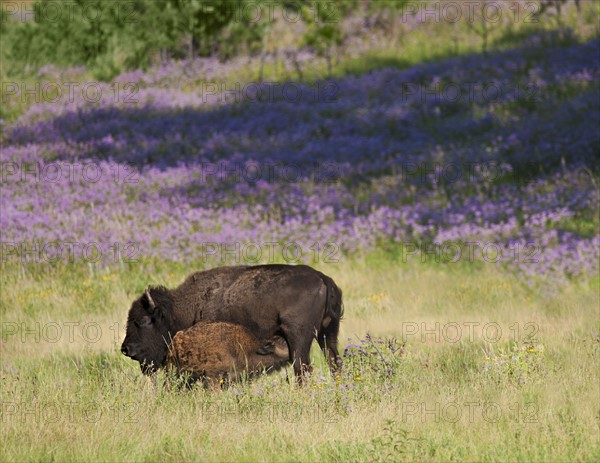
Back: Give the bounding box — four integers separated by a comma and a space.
165, 322, 289, 388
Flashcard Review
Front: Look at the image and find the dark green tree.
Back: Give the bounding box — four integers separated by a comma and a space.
301, 1, 345, 76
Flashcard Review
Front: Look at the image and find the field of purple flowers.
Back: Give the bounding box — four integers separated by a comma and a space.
2, 32, 599, 286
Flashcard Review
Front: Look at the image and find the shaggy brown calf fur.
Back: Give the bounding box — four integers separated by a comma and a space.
165, 322, 289, 388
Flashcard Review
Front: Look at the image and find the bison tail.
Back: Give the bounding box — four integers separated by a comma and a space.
317, 272, 343, 325
316, 271, 343, 371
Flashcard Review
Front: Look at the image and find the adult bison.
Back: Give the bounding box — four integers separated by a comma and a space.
121, 264, 343, 380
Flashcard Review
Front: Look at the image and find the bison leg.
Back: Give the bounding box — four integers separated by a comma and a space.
318, 318, 342, 373
280, 280, 334, 383
284, 332, 313, 383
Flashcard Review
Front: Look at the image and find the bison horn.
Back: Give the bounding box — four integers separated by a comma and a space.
145, 288, 156, 313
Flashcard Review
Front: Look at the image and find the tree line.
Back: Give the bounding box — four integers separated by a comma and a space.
1, 0, 364, 78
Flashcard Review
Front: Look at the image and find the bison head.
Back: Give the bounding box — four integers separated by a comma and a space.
121, 286, 176, 374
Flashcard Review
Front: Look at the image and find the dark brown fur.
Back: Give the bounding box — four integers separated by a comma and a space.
121, 265, 343, 380
165, 322, 289, 388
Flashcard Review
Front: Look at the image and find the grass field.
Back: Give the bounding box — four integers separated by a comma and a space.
1, 259, 598, 462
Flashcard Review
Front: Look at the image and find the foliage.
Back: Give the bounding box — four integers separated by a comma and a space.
1, 0, 596, 80
1, 0, 268, 76
368, 420, 423, 463
2, 0, 137, 76
300, 1, 344, 76
344, 335, 406, 382
483, 342, 546, 386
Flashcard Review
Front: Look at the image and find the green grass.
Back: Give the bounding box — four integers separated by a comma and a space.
1, 257, 598, 462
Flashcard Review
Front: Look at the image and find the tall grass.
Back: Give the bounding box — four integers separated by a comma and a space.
1, 259, 598, 462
